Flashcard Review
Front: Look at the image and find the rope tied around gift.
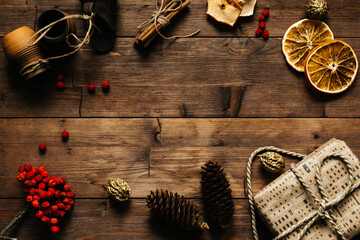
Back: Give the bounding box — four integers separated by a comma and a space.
137, 0, 200, 40
19, 13, 95, 78
246, 146, 360, 240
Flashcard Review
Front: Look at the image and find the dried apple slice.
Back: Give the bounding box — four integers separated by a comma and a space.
206, 0, 242, 26
240, 0, 257, 17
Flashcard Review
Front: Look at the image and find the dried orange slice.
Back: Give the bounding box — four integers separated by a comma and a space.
282, 19, 334, 72
304, 40, 358, 94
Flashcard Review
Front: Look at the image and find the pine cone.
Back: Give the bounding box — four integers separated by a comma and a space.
146, 189, 209, 231
201, 160, 234, 229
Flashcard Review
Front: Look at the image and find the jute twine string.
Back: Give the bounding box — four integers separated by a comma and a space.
247, 146, 360, 240
137, 0, 200, 40
19, 13, 95, 78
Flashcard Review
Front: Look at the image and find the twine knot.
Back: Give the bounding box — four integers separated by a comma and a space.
318, 200, 327, 219
137, 0, 200, 40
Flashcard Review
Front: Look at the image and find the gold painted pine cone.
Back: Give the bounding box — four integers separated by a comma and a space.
201, 160, 234, 229
107, 178, 131, 202
146, 189, 209, 231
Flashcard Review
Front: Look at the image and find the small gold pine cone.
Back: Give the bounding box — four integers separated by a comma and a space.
259, 152, 285, 173
107, 178, 131, 202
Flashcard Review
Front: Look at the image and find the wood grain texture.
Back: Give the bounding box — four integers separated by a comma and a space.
3, 0, 360, 37
1, 118, 360, 199
2, 37, 360, 117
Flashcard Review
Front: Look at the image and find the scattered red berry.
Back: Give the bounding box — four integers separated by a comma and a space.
259, 15, 265, 21
30, 188, 36, 195
33, 195, 40, 201
102, 81, 110, 91
259, 21, 266, 29
263, 30, 269, 39
57, 82, 65, 90
51, 205, 59, 212
57, 203, 65, 209
38, 166, 46, 172
255, 28, 263, 36
88, 84, 95, 93
17, 173, 26, 181
18, 166, 25, 173
56, 74, 64, 82
61, 130, 69, 140
50, 226, 60, 233
66, 191, 74, 198
42, 201, 50, 208
262, 8, 269, 17
39, 144, 47, 152
64, 205, 71, 211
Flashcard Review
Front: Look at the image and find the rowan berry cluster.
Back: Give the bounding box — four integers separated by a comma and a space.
255, 9, 270, 39
17, 163, 74, 234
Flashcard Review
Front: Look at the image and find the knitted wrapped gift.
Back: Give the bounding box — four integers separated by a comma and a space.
248, 139, 360, 240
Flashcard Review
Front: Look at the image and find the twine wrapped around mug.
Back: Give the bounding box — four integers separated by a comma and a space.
19, 13, 95, 78
246, 146, 360, 240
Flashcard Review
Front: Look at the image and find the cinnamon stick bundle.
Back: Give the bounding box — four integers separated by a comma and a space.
135, 0, 191, 48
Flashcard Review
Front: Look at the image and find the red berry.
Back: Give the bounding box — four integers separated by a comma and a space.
39, 190, 47, 199
26, 195, 33, 202
17, 173, 26, 181
54, 178, 61, 185
36, 210, 44, 218
42, 201, 50, 208
61, 192, 67, 198
59, 210, 66, 218
64, 205, 71, 211
32, 200, 40, 208
61, 130, 69, 139
259, 15, 265, 21
69, 199, 74, 205
31, 167, 38, 174
263, 30, 269, 39
35, 174, 43, 182
18, 166, 25, 173
24, 163, 32, 171
56, 74, 64, 82
25, 171, 35, 179
29, 188, 36, 195
60, 177, 66, 185
102, 81, 110, 90
57, 203, 65, 209
38, 183, 46, 190
63, 185, 70, 192
41, 216, 49, 223
41, 171, 49, 178
33, 195, 40, 201
50, 218, 59, 225
63, 198, 70, 204
88, 84, 95, 92
38, 166, 46, 172
48, 179, 56, 187
51, 205, 58, 212
55, 190, 61, 198
262, 8, 269, 17
50, 226, 60, 233
57, 81, 65, 89
24, 180, 32, 186
259, 21, 265, 29
39, 144, 47, 151
66, 191, 74, 198
255, 28, 263, 36
31, 179, 37, 186
44, 209, 53, 216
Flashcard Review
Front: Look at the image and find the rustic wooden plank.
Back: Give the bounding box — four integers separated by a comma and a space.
1, 118, 360, 199
0, 198, 274, 240
16, 0, 360, 38
76, 37, 360, 117
1, 37, 359, 117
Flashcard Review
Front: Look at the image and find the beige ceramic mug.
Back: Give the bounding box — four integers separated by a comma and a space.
3, 26, 49, 80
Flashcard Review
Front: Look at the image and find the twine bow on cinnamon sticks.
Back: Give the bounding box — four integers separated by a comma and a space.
135, 0, 200, 48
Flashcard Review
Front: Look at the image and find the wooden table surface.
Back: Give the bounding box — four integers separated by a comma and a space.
1, 0, 360, 239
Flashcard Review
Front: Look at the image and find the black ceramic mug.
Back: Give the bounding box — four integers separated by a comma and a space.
36, 9, 76, 54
